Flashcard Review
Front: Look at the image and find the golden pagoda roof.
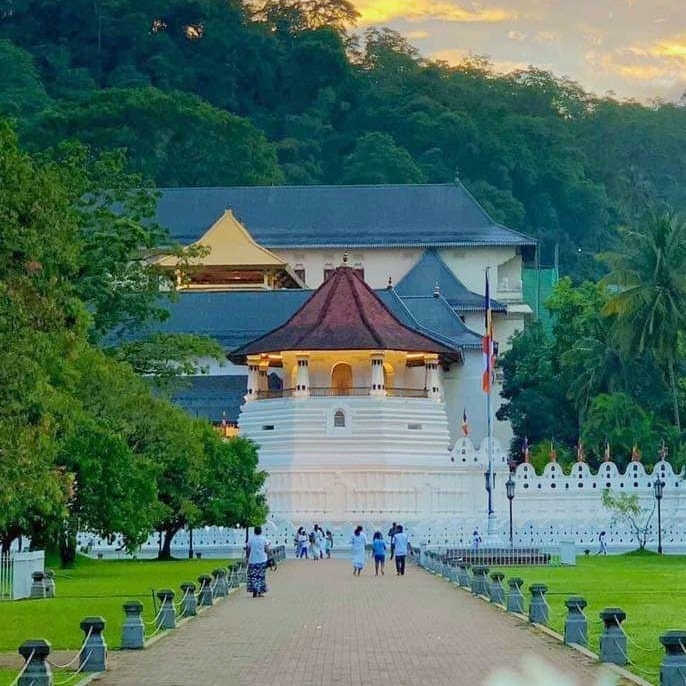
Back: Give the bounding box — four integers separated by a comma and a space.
157, 210, 286, 268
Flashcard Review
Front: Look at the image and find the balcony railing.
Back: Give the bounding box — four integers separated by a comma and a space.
255, 387, 429, 400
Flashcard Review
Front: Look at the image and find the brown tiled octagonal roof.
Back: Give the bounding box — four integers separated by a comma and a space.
228, 266, 461, 362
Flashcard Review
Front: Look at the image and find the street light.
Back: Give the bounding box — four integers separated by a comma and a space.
654, 478, 665, 554
506, 474, 516, 548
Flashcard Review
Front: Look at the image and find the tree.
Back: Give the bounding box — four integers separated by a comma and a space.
601, 210, 686, 430
0, 39, 51, 118
341, 132, 425, 184
601, 489, 655, 551
27, 88, 283, 187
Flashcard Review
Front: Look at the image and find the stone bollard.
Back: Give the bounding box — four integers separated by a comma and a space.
44, 570, 56, 598
564, 597, 588, 647
212, 568, 228, 598
121, 601, 144, 649
471, 565, 490, 597
507, 578, 525, 613
30, 571, 46, 599
198, 575, 214, 606
17, 639, 52, 686
489, 573, 505, 605
528, 584, 549, 625
79, 616, 107, 672
660, 631, 686, 686
457, 563, 471, 588
599, 608, 628, 666
156, 589, 176, 630
180, 582, 197, 617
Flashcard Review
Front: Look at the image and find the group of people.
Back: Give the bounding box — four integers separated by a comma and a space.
350, 522, 411, 577
294, 525, 333, 560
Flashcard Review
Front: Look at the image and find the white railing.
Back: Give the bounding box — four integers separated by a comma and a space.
0, 551, 44, 600
0, 554, 12, 599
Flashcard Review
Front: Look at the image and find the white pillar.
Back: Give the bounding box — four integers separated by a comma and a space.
258, 361, 269, 394
245, 357, 260, 402
294, 354, 310, 398
425, 354, 442, 402
370, 353, 386, 396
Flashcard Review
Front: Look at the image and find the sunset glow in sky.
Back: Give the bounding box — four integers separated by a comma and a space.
354, 0, 686, 100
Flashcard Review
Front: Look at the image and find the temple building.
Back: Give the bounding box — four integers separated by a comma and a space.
150, 183, 537, 444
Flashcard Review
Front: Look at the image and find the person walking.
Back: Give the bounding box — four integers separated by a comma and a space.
472, 530, 482, 551
297, 527, 308, 559
325, 530, 334, 559
598, 531, 608, 556
308, 528, 318, 560
388, 522, 398, 560
351, 525, 367, 576
315, 524, 325, 560
392, 525, 409, 576
372, 531, 387, 576
246, 526, 270, 598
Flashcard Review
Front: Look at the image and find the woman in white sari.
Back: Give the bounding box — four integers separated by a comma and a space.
350, 525, 367, 576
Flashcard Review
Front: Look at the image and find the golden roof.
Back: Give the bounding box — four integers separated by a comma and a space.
157, 210, 286, 268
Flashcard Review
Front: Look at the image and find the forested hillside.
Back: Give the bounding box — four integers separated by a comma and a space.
3, 0, 686, 277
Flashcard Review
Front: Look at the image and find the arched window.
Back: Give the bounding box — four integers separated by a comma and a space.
334, 410, 346, 427
331, 363, 353, 395
383, 362, 394, 391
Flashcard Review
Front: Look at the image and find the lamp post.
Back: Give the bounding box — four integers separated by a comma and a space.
188, 526, 194, 560
506, 474, 515, 548
654, 478, 664, 554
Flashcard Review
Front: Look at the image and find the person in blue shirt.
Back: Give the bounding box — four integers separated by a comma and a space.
372, 531, 387, 576
392, 525, 410, 576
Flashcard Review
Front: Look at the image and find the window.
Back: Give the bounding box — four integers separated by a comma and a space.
294, 266, 306, 284
331, 363, 353, 395
334, 410, 346, 427
407, 423, 422, 430
262, 425, 275, 431
323, 264, 334, 281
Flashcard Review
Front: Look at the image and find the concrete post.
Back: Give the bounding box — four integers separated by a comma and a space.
30, 571, 46, 599
660, 631, 686, 686
245, 359, 260, 402
370, 354, 386, 396
489, 572, 505, 604
294, 355, 310, 398
79, 616, 107, 672
198, 575, 214, 606
17, 639, 52, 686
528, 584, 549, 625
212, 568, 228, 597
424, 355, 442, 401
457, 563, 471, 587
180, 582, 197, 617
599, 608, 628, 666
121, 601, 144, 649
471, 565, 489, 597
156, 589, 176, 630
44, 570, 56, 598
507, 578, 525, 613
564, 597, 588, 647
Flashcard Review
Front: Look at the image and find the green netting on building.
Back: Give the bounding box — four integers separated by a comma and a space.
523, 267, 558, 331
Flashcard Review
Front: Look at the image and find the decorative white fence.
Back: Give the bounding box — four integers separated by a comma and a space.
0, 551, 44, 600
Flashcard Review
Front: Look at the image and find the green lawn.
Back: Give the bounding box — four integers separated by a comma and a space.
0, 554, 235, 654
492, 552, 684, 684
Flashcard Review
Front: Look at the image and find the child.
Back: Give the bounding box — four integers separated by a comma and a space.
372, 531, 387, 576
325, 530, 333, 559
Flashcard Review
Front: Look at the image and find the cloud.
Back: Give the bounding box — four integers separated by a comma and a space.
355, 0, 513, 26
508, 30, 527, 41
404, 30, 431, 40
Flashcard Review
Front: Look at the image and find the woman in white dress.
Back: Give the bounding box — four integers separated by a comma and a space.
350, 525, 367, 576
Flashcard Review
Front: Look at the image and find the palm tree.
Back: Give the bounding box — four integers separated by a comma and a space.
600, 210, 686, 431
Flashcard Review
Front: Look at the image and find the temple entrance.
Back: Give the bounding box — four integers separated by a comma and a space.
331, 363, 353, 395
383, 362, 394, 392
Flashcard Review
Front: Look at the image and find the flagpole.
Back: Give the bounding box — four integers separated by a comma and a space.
484, 267, 496, 540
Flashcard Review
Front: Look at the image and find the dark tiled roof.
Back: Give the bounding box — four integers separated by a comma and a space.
395, 249, 506, 313
229, 266, 461, 360
155, 184, 536, 248
396, 295, 483, 349
170, 375, 246, 422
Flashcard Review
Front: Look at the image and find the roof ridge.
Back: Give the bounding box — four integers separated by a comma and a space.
348, 270, 385, 348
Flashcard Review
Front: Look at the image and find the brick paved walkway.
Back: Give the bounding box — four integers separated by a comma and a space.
96, 559, 611, 686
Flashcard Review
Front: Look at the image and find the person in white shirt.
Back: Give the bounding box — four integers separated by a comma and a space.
246, 526, 270, 598
392, 525, 410, 576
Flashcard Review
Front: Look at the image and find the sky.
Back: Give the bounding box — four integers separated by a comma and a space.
353, 0, 686, 101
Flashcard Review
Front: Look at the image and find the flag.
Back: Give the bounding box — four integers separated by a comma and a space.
659, 439, 668, 461
576, 441, 585, 462
461, 408, 469, 436
631, 443, 641, 462
603, 438, 611, 462
481, 271, 495, 393
549, 438, 557, 462
522, 436, 530, 462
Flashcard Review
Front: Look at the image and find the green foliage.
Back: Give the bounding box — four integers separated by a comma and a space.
0, 39, 51, 117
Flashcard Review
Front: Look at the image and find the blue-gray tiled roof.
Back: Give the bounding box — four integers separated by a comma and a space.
395, 249, 506, 313
155, 184, 536, 248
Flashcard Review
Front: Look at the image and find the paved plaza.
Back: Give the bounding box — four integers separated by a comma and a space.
97, 558, 612, 686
